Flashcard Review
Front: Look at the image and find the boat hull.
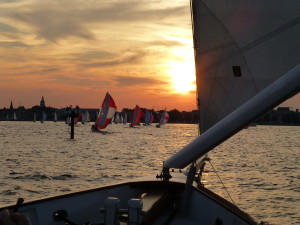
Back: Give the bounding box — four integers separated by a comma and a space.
1, 171, 256, 225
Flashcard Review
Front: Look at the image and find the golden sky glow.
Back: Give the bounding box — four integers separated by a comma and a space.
1, 0, 299, 112
0, 0, 198, 111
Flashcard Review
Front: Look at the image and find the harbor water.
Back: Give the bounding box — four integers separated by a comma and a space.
0, 122, 299, 224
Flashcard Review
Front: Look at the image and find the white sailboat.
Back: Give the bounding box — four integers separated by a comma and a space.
156, 110, 169, 128
13, 112, 17, 121
81, 112, 86, 124
85, 111, 90, 123
1, 1, 300, 225
41, 111, 47, 123
54, 111, 57, 122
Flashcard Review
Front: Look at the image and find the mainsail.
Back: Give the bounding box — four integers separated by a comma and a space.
94, 92, 116, 130
192, 0, 300, 133
130, 105, 142, 126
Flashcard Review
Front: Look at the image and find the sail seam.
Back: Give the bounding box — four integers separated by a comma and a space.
241, 16, 300, 52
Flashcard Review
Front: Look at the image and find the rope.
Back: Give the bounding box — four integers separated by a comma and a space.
207, 160, 235, 205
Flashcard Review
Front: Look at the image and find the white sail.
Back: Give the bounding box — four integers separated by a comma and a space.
123, 112, 127, 124
81, 111, 86, 124
86, 111, 90, 122
54, 112, 57, 122
193, 0, 300, 133
41, 111, 47, 123
13, 112, 17, 121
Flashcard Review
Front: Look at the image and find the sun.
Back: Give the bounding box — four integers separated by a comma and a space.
168, 61, 196, 93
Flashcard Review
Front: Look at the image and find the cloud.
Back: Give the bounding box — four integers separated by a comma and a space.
0, 22, 19, 33
74, 50, 115, 62
50, 74, 112, 88
0, 41, 29, 47
83, 50, 145, 67
146, 40, 185, 47
3, 0, 188, 42
114, 76, 161, 87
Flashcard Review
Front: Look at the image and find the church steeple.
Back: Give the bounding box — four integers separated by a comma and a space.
40, 96, 45, 107
10, 100, 14, 111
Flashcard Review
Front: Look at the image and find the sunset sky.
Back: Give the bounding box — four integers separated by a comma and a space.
0, 0, 299, 111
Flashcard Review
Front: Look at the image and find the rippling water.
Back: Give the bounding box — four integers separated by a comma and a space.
0, 122, 299, 224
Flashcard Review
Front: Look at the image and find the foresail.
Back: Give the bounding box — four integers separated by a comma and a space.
192, 0, 300, 133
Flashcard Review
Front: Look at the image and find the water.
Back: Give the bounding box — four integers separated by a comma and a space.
0, 122, 299, 224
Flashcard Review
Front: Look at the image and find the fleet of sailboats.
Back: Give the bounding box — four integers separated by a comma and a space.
1, 1, 300, 225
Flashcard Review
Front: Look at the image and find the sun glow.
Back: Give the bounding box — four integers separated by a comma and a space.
168, 61, 196, 93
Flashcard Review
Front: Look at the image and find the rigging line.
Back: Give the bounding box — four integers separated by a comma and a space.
207, 160, 235, 205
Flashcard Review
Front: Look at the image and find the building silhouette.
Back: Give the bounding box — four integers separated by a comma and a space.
9, 100, 14, 120
40, 96, 45, 107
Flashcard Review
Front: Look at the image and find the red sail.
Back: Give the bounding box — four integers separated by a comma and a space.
131, 105, 142, 126
94, 92, 117, 130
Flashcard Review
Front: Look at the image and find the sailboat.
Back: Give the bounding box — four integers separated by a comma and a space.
13, 112, 17, 121
73, 112, 83, 125
33, 112, 36, 122
65, 116, 71, 124
1, 1, 300, 225
85, 111, 90, 123
122, 111, 128, 124
114, 112, 121, 124
91, 92, 116, 132
130, 105, 142, 127
41, 111, 47, 123
143, 109, 154, 126
156, 110, 169, 128
54, 111, 57, 122
81, 111, 86, 124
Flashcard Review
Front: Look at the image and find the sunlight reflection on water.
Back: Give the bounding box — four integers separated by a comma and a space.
0, 122, 299, 224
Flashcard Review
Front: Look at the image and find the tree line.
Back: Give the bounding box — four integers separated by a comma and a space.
1, 105, 299, 125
